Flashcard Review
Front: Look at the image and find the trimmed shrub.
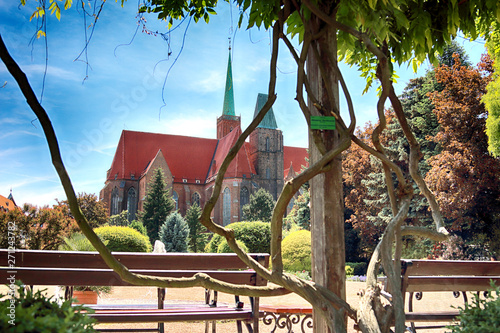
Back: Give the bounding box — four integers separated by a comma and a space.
0, 283, 97, 332
60, 232, 103, 251
345, 265, 354, 276
205, 221, 271, 253
94, 226, 152, 252
217, 239, 249, 253
159, 212, 189, 252
282, 230, 311, 273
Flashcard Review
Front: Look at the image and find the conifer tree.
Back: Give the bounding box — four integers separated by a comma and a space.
159, 212, 189, 252
242, 188, 275, 223
140, 168, 175, 243
185, 203, 207, 253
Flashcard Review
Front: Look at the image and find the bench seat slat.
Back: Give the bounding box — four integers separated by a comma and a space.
404, 311, 459, 322
90, 310, 255, 323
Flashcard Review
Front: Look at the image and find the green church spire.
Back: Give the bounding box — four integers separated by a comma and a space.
222, 50, 235, 116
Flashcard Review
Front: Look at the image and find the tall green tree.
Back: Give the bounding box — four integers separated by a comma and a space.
185, 203, 208, 253
159, 212, 189, 252
242, 188, 275, 223
140, 168, 175, 243
6, 1, 500, 332
483, 26, 500, 157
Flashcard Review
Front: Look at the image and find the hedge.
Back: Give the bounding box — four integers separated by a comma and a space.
282, 230, 311, 273
205, 221, 271, 253
94, 226, 152, 252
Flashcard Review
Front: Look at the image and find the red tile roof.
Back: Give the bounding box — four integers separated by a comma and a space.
284, 146, 309, 177
0, 195, 16, 212
207, 127, 256, 181
107, 130, 308, 185
107, 130, 218, 184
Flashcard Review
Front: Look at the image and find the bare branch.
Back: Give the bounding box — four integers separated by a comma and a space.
401, 226, 449, 242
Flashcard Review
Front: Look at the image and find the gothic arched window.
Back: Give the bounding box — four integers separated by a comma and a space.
223, 187, 231, 226
127, 187, 137, 221
240, 186, 249, 213
265, 137, 270, 152
192, 192, 200, 207
172, 191, 179, 210
111, 187, 119, 216
266, 167, 271, 179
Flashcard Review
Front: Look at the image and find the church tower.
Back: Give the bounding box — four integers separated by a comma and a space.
249, 93, 284, 200
217, 49, 241, 139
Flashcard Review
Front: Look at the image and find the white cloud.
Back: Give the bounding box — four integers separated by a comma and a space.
0, 146, 32, 158
163, 115, 216, 138
22, 64, 81, 82
0, 130, 43, 140
192, 70, 225, 93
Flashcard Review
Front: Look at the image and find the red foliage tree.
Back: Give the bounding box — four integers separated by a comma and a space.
427, 54, 500, 255
0, 203, 78, 250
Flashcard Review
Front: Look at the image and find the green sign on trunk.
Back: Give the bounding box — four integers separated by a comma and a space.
310, 116, 336, 130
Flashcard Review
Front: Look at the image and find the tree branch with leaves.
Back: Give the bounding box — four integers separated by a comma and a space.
6, 0, 500, 332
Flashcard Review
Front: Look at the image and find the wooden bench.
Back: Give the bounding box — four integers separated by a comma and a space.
380, 259, 500, 332
0, 249, 269, 333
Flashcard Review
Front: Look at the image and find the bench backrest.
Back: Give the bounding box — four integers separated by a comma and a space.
403, 259, 500, 276
401, 259, 500, 293
0, 249, 269, 287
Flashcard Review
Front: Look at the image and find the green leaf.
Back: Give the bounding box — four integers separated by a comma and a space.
368, 0, 377, 10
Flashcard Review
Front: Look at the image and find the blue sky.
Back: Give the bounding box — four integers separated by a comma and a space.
0, 0, 488, 207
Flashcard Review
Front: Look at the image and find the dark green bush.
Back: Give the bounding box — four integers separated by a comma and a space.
205, 221, 271, 253
448, 282, 500, 333
217, 239, 249, 253
282, 230, 311, 273
0, 283, 96, 332
346, 262, 368, 276
94, 226, 152, 252
129, 220, 148, 236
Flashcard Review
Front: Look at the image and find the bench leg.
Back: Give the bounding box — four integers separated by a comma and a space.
251, 296, 259, 333
204, 290, 217, 333
158, 288, 165, 333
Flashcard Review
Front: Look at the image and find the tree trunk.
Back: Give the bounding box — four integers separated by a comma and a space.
308, 22, 346, 333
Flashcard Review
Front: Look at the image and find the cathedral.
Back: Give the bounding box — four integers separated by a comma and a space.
100, 51, 308, 226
